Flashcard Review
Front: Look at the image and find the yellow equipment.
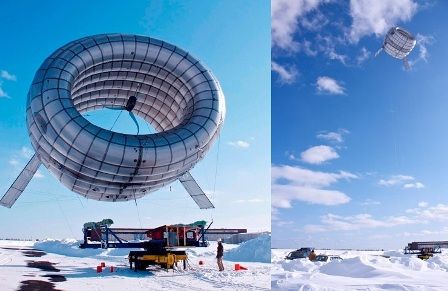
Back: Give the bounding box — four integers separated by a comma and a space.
417, 254, 433, 260
129, 249, 188, 270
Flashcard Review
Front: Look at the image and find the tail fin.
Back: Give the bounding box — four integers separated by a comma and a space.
179, 172, 214, 209
0, 154, 41, 208
374, 47, 383, 58
403, 57, 411, 70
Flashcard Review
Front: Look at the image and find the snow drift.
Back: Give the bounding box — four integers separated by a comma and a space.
272, 249, 448, 290
34, 239, 140, 258
224, 234, 271, 263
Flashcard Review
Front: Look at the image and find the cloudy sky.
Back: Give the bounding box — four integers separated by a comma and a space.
0, 0, 270, 239
272, 0, 448, 249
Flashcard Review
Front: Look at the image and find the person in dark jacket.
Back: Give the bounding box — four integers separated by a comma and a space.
216, 239, 224, 271
308, 250, 317, 261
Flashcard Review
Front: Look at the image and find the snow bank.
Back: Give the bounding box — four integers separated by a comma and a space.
224, 234, 271, 263
33, 239, 140, 258
280, 258, 318, 272
0, 240, 35, 247
34, 239, 100, 257
320, 256, 409, 279
427, 255, 448, 271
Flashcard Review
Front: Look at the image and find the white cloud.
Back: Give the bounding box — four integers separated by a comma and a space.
401, 227, 448, 237
406, 203, 448, 221
320, 133, 342, 143
271, 0, 327, 50
272, 165, 356, 207
326, 49, 348, 65
272, 165, 357, 188
272, 184, 351, 207
360, 199, 381, 206
409, 33, 434, 67
0, 82, 9, 98
288, 153, 298, 161
34, 170, 45, 179
316, 76, 345, 95
272, 61, 298, 84
316, 128, 349, 143
272, 207, 279, 221
8, 147, 43, 178
300, 9, 329, 32
228, 140, 250, 149
0, 70, 17, 81
234, 198, 265, 203
357, 47, 371, 64
306, 202, 448, 233
418, 201, 428, 208
378, 174, 424, 189
378, 174, 413, 186
273, 220, 295, 227
301, 39, 318, 56
348, 0, 418, 43
415, 34, 433, 62
313, 33, 351, 65
304, 212, 416, 233
21, 146, 34, 159
403, 182, 424, 189
300, 145, 339, 164
9, 159, 19, 166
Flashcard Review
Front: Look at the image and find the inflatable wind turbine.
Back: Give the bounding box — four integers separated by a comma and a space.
1, 34, 225, 209
375, 27, 417, 70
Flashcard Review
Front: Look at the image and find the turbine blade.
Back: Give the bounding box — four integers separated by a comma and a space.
0, 154, 41, 208
179, 172, 214, 209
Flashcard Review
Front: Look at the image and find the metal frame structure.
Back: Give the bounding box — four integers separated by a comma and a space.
80, 224, 209, 249
404, 241, 448, 255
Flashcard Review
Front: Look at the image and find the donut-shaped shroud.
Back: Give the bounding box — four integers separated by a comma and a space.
26, 34, 225, 202
383, 27, 416, 59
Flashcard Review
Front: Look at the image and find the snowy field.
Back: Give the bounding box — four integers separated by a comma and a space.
272, 248, 448, 290
0, 236, 270, 290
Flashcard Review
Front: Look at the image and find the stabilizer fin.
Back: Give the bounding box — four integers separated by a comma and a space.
374, 47, 383, 58
179, 172, 215, 209
403, 57, 411, 70
0, 154, 41, 208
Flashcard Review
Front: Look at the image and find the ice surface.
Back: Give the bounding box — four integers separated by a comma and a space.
0, 239, 270, 290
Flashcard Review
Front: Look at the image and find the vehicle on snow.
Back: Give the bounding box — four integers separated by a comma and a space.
314, 255, 343, 262
285, 248, 314, 260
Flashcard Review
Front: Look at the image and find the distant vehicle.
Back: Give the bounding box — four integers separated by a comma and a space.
314, 255, 343, 262
285, 248, 314, 260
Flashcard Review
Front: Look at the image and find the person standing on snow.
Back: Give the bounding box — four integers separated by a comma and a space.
217, 239, 224, 271
308, 249, 316, 261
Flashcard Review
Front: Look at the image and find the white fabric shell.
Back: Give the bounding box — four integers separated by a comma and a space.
383, 27, 416, 59
26, 34, 225, 202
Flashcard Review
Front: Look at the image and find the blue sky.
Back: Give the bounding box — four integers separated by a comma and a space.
272, 0, 448, 249
0, 0, 270, 239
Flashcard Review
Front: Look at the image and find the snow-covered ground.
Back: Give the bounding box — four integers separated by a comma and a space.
272, 248, 448, 290
0, 238, 270, 290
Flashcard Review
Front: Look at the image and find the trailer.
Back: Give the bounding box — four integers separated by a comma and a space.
404, 241, 448, 260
